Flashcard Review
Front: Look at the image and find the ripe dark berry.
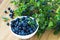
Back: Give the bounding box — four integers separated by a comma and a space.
29, 28, 32, 30
51, 10, 55, 13
16, 18, 20, 21
10, 10, 14, 13
47, 15, 50, 19
24, 1, 28, 4
18, 27, 22, 29
11, 24, 15, 27
27, 16, 30, 18
22, 10, 27, 13
14, 27, 18, 31
7, 23, 9, 26
9, 14, 12, 16
11, 28, 15, 32
8, 7, 11, 10
22, 27, 26, 30
22, 17, 25, 20
4, 10, 7, 13
9, 14, 14, 18
48, 10, 54, 13
15, 21, 18, 23
20, 30, 25, 35
42, 2, 47, 5
11, 20, 16, 24
22, 10, 27, 15
15, 31, 19, 34
30, 30, 33, 33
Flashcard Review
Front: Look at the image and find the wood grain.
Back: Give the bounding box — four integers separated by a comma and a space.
0, 0, 60, 40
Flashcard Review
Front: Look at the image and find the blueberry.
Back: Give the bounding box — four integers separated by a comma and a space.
24, 33, 27, 35
19, 27, 23, 30
51, 10, 55, 12
15, 31, 19, 34
27, 16, 30, 18
11, 20, 16, 24
22, 27, 26, 30
18, 32, 21, 35
33, 28, 36, 32
20, 23, 23, 27
48, 10, 54, 13
56, 21, 60, 28
18, 27, 22, 29
24, 1, 28, 4
14, 27, 18, 31
25, 29, 29, 33
4, 10, 7, 13
11, 21, 14, 23
7, 23, 9, 26
11, 24, 15, 27
23, 23, 27, 27
23, 20, 28, 23
16, 18, 20, 21
20, 30, 25, 35
27, 32, 30, 35
16, 21, 19, 25
10, 16, 13, 18
26, 26, 30, 29
11, 28, 15, 32
21, 21, 24, 25
18, 22, 21, 26
18, 30, 21, 32
47, 14, 50, 19
9, 14, 13, 18
48, 10, 51, 13
30, 30, 33, 33
29, 28, 32, 30
14, 24, 17, 27
42, 2, 47, 5
22, 10, 27, 13
10, 10, 14, 13
57, 21, 60, 25
22, 17, 25, 20
8, 7, 11, 10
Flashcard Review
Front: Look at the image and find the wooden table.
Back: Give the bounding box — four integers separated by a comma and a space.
0, 0, 60, 40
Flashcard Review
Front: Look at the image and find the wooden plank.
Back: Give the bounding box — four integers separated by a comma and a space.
0, 0, 60, 40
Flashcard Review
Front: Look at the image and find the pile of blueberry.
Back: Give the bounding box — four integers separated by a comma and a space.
4, 7, 14, 19
10, 16, 38, 36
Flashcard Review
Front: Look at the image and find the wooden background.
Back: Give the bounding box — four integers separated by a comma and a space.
0, 0, 60, 40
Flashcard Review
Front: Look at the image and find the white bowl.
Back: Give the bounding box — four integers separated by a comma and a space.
9, 16, 39, 39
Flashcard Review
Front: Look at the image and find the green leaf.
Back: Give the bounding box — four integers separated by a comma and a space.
49, 21, 53, 27
47, 21, 54, 29
2, 17, 9, 22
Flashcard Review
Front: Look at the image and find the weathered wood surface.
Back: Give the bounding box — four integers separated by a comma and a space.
0, 0, 60, 40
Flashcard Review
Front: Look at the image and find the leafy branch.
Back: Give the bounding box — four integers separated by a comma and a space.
11, 0, 60, 36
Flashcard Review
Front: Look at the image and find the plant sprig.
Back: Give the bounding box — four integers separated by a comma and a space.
11, 0, 60, 36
